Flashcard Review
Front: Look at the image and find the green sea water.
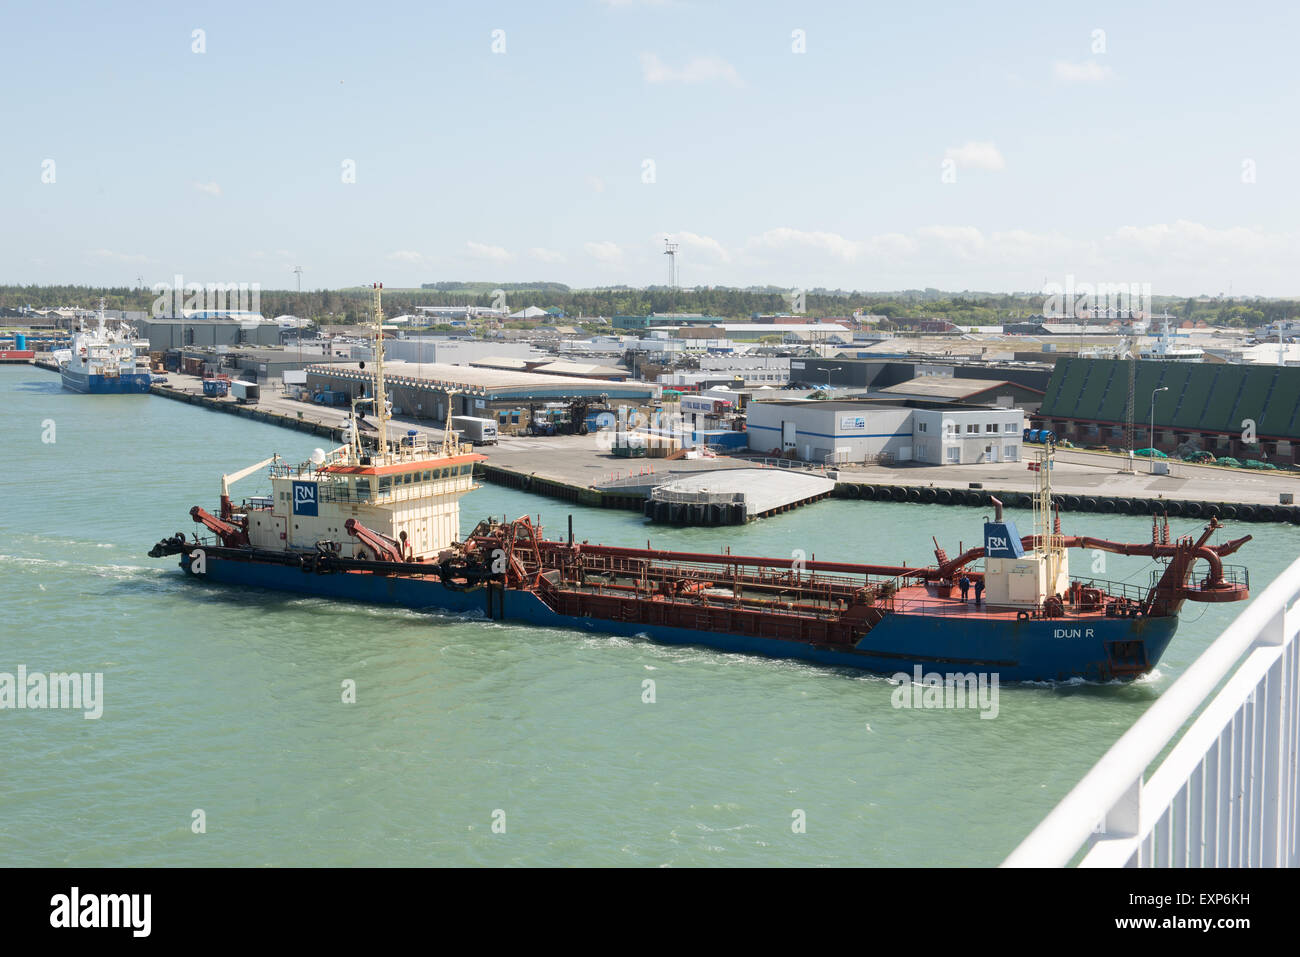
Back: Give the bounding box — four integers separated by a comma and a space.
1, 365, 1295, 866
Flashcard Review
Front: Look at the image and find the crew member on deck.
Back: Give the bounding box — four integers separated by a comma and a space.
974, 577, 984, 607
959, 574, 970, 602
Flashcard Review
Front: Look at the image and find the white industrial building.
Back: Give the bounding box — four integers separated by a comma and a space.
746, 399, 1023, 465
380, 338, 545, 365
910, 407, 1024, 464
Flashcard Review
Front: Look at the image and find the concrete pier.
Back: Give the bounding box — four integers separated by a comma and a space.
646, 469, 836, 524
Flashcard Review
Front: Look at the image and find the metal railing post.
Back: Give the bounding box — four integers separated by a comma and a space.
1003, 557, 1300, 867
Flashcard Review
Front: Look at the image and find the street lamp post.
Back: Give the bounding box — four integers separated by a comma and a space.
1149, 386, 1169, 473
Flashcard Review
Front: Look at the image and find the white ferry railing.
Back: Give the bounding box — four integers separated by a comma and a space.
1003, 555, 1300, 867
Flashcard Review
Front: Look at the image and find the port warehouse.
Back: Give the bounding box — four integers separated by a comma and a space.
784, 356, 1053, 394
1035, 358, 1300, 463
303, 360, 656, 422
746, 399, 1025, 465
867, 376, 1045, 411
129, 319, 285, 349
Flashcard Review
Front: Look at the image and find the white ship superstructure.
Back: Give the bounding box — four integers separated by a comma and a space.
1140, 319, 1204, 362
56, 299, 152, 393
201, 283, 486, 563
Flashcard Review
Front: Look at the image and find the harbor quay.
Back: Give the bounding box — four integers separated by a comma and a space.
93, 366, 1300, 525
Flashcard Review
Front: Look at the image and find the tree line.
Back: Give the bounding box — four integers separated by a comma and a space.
0, 284, 1293, 328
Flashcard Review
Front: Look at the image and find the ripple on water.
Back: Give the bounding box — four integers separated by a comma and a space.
0, 365, 1293, 866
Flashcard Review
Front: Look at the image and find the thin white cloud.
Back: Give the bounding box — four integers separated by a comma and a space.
192, 181, 222, 196
658, 231, 730, 263
746, 227, 863, 261
585, 241, 624, 264
943, 141, 1006, 172
387, 250, 427, 264
1108, 221, 1293, 260
1053, 60, 1114, 84
466, 241, 514, 263
915, 225, 987, 259
586, 175, 606, 193
640, 53, 742, 88
529, 247, 566, 263
89, 248, 155, 264
729, 221, 1300, 294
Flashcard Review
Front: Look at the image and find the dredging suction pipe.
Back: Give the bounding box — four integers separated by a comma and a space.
934, 531, 1251, 588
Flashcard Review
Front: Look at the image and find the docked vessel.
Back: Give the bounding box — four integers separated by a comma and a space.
55, 299, 152, 394
150, 285, 1253, 682
1140, 319, 1205, 362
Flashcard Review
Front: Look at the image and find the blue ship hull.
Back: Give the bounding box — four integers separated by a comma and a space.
61, 368, 153, 394
176, 552, 1178, 682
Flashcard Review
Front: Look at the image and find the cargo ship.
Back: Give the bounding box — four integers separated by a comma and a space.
55, 299, 152, 394
149, 285, 1253, 682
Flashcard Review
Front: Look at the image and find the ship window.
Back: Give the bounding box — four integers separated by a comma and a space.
422, 470, 432, 482
356, 479, 370, 497
379, 477, 392, 492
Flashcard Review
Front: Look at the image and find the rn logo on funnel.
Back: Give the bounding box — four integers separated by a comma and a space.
292, 481, 318, 516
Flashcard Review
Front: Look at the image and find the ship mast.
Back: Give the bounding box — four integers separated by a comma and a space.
1032, 445, 1063, 589
371, 282, 389, 457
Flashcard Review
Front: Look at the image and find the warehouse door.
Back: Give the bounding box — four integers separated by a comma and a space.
782, 420, 797, 452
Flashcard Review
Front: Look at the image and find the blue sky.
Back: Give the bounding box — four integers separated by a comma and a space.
3, 0, 1297, 295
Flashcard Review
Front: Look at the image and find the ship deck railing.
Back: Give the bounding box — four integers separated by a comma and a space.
1070, 576, 1151, 606
1003, 554, 1300, 867
1147, 563, 1250, 594
883, 593, 1132, 620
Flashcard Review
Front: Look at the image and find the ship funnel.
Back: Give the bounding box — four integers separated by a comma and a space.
989, 496, 1003, 522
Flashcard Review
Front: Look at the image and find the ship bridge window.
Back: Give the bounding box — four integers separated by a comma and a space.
379, 477, 392, 492
355, 478, 371, 497
422, 470, 432, 482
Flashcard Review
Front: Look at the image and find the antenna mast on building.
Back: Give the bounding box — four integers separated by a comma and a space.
663, 239, 679, 289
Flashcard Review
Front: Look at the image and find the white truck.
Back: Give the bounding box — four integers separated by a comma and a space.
451, 415, 498, 446
230, 380, 260, 404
